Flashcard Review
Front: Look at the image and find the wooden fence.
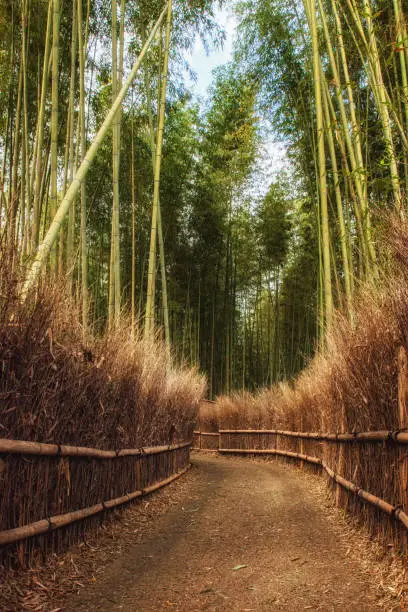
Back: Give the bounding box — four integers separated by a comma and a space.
193, 431, 220, 451
192, 428, 408, 546
0, 437, 192, 567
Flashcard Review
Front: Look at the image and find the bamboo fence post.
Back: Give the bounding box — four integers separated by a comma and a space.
300, 417, 304, 469
398, 346, 408, 548
136, 458, 141, 491
336, 411, 346, 507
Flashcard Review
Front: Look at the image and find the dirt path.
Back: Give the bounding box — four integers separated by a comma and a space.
63, 453, 385, 611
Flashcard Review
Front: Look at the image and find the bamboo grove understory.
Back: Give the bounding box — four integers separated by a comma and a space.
1, 0, 408, 394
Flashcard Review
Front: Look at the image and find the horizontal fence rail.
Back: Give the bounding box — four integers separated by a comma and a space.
217, 429, 408, 443
194, 432, 219, 437
193, 428, 408, 540
0, 438, 191, 459
218, 448, 323, 465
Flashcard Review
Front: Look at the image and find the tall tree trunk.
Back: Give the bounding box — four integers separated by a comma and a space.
50, 0, 60, 271
306, 0, 332, 332
78, 0, 88, 333
21, 0, 30, 257
143, 57, 171, 355
145, 0, 173, 339
131, 112, 136, 338
9, 56, 23, 251
32, 0, 52, 250
64, 0, 77, 282
109, 0, 119, 327
322, 74, 353, 316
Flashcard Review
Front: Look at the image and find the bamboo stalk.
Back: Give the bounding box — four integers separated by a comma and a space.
321, 75, 353, 314
21, 0, 31, 258
108, 0, 118, 327
319, 0, 373, 267
109, 0, 123, 327
0, 465, 190, 546
131, 111, 136, 338
65, 0, 78, 280
49, 0, 60, 271
22, 4, 169, 300
345, 0, 402, 209
143, 58, 170, 355
77, 0, 88, 333
32, 0, 52, 249
304, 0, 333, 330
9, 55, 23, 248
145, 0, 173, 338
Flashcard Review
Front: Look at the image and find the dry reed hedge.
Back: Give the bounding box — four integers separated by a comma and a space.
0, 266, 205, 566
198, 219, 408, 551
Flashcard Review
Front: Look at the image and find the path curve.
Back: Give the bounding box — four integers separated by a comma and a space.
66, 454, 380, 611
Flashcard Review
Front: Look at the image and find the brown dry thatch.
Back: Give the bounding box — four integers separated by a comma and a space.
0, 263, 205, 567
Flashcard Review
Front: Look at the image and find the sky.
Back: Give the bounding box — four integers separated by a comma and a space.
184, 6, 290, 193
185, 7, 237, 98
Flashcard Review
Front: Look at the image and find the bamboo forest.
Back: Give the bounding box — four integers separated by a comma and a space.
4, 0, 406, 396
3, 0, 408, 608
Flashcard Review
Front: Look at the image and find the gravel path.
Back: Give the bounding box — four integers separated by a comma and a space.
65, 453, 381, 611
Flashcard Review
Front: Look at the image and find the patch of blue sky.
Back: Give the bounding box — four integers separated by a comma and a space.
185, 7, 236, 98
184, 4, 292, 194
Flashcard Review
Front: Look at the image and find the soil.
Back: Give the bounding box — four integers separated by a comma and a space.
60, 453, 388, 611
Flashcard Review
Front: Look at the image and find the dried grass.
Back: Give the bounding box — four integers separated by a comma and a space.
0, 261, 205, 567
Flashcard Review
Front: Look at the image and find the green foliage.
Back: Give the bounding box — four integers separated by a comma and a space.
257, 180, 293, 269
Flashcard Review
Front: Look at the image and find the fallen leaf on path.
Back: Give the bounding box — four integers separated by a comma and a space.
232, 564, 248, 571
32, 578, 48, 591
